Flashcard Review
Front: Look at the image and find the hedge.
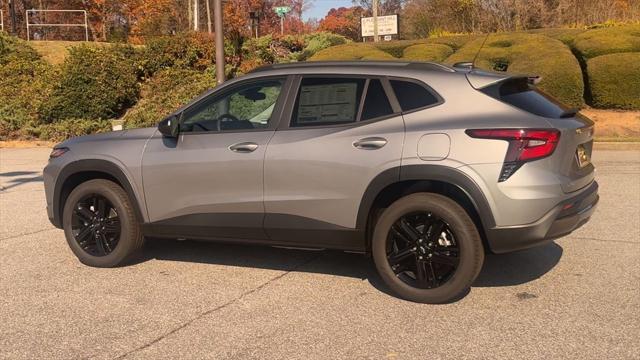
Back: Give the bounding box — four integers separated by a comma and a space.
309, 43, 395, 61
40, 45, 140, 122
402, 43, 454, 62
588, 52, 640, 110
572, 24, 640, 59
0, 33, 55, 139
445, 33, 585, 107
123, 68, 216, 129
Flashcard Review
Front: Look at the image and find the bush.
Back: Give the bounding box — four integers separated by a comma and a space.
588, 52, 640, 110
123, 68, 216, 129
299, 32, 349, 60
446, 33, 584, 107
309, 43, 395, 61
0, 33, 56, 139
402, 43, 454, 61
572, 24, 640, 58
40, 45, 140, 122
140, 32, 215, 76
37, 118, 112, 142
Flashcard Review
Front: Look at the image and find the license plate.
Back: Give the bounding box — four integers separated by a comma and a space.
576, 144, 591, 168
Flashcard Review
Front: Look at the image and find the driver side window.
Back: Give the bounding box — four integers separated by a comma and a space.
181, 78, 284, 133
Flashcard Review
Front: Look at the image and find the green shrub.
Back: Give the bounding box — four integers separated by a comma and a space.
572, 24, 640, 58
588, 52, 640, 110
402, 43, 454, 62
446, 33, 584, 107
37, 118, 112, 142
40, 45, 140, 122
0, 33, 56, 139
299, 32, 349, 60
140, 32, 215, 76
309, 43, 395, 61
527, 28, 586, 45
426, 34, 478, 50
374, 40, 421, 58
123, 68, 216, 129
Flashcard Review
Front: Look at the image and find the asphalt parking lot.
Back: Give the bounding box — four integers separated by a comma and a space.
1, 146, 638, 359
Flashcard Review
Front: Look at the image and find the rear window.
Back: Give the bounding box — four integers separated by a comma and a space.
483, 78, 574, 118
361, 79, 394, 121
390, 80, 440, 112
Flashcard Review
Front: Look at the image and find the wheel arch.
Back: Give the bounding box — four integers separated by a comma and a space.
52, 159, 145, 228
357, 165, 495, 251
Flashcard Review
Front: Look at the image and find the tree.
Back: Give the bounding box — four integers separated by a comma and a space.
319, 6, 365, 41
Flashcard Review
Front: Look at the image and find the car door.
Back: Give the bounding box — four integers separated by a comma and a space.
142, 76, 292, 240
263, 75, 405, 250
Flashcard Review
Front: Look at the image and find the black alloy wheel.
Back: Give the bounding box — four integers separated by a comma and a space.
71, 193, 121, 256
387, 212, 459, 289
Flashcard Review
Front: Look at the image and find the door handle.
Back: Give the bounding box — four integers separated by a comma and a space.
353, 137, 387, 150
229, 142, 259, 153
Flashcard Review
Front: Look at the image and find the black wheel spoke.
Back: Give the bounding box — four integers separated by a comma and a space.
431, 253, 458, 266
388, 248, 414, 266
94, 232, 107, 255
415, 260, 428, 288
425, 261, 437, 288
428, 221, 445, 242
75, 226, 93, 243
75, 205, 94, 222
390, 225, 413, 245
96, 198, 107, 218
398, 218, 421, 241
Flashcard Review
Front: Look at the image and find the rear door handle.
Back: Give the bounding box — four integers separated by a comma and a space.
353, 137, 387, 150
229, 142, 259, 153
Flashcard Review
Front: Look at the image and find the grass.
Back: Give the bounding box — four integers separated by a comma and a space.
29, 40, 141, 64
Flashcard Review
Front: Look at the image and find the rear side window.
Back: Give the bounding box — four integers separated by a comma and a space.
390, 80, 440, 112
291, 77, 365, 127
483, 78, 574, 118
361, 79, 394, 121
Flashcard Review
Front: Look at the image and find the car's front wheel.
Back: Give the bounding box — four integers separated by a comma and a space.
372, 193, 484, 303
62, 179, 144, 267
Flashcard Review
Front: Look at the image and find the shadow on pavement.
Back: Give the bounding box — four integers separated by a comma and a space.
139, 238, 562, 302
0, 174, 44, 191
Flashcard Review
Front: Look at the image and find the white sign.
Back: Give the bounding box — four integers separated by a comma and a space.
297, 83, 358, 124
384, 35, 392, 41
361, 15, 398, 37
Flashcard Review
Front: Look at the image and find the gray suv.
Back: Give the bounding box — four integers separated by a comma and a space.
44, 61, 599, 303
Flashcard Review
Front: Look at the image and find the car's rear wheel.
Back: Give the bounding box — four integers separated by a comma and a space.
372, 193, 484, 303
62, 179, 144, 267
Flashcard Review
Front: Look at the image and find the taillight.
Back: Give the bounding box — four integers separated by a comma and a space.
466, 129, 560, 182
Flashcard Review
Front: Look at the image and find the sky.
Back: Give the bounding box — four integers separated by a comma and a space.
303, 0, 353, 21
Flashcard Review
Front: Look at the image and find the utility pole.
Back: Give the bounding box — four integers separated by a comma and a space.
193, 0, 199, 31
214, 0, 225, 84
373, 0, 379, 42
205, 0, 212, 33
8, 0, 17, 34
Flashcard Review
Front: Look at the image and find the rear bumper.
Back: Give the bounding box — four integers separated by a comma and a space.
486, 181, 599, 254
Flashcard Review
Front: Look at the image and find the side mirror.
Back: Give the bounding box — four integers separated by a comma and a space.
158, 115, 180, 138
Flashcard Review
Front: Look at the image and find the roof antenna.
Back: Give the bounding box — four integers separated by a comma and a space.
471, 32, 491, 70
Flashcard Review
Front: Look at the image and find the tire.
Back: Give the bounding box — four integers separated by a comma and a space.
371, 193, 484, 303
62, 179, 144, 267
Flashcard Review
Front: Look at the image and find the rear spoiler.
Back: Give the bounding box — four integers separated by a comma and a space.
466, 71, 542, 90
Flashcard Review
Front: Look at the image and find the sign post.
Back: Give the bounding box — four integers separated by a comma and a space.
274, 6, 290, 35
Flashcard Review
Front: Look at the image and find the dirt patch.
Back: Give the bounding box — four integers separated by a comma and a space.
580, 109, 640, 141
0, 140, 56, 148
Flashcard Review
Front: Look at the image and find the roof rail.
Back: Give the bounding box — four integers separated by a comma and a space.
249, 60, 454, 73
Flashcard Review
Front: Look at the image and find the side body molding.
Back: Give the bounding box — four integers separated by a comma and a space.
356, 164, 495, 238
52, 159, 146, 228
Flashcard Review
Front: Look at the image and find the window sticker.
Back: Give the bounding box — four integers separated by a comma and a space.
297, 83, 358, 123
